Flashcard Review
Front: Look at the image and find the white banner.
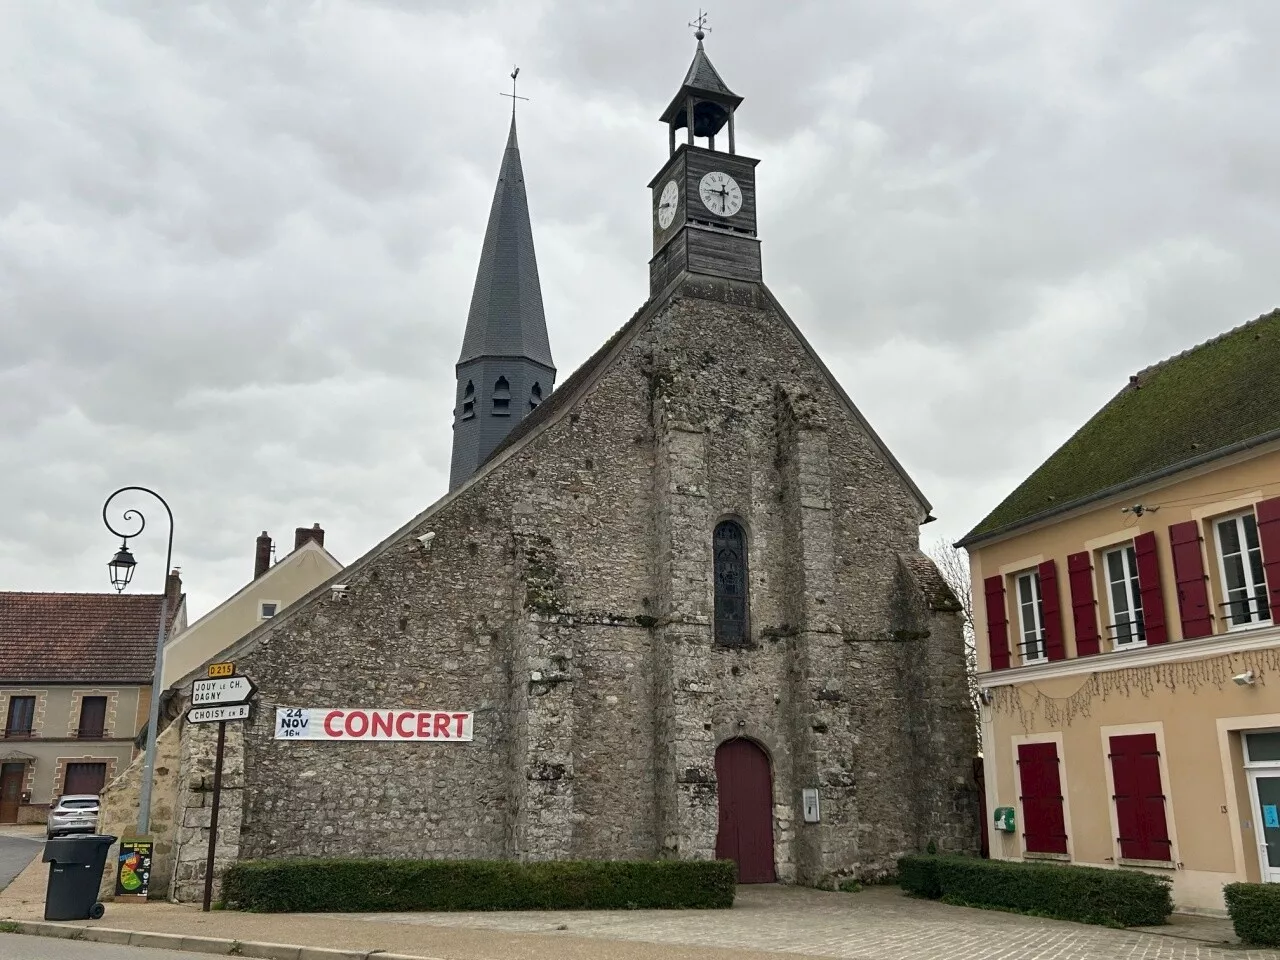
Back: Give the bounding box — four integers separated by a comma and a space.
274, 707, 473, 742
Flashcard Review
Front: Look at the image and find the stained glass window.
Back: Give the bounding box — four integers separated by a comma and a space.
714, 520, 748, 646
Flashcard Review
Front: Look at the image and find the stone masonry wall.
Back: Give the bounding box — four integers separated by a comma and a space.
187, 274, 978, 898
170, 719, 244, 903
96, 723, 181, 900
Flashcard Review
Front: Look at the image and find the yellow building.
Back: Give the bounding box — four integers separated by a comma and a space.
960, 309, 1280, 914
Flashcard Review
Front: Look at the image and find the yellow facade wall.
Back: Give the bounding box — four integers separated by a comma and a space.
970, 442, 1280, 913
161, 546, 339, 689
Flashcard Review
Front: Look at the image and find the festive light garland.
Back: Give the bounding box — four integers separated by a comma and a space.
992, 648, 1280, 732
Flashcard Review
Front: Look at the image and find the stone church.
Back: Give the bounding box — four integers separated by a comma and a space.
168, 35, 978, 898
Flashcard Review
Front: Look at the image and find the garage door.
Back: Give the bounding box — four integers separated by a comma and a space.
63, 762, 106, 796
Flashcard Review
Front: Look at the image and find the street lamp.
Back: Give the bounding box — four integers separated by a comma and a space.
103, 486, 173, 836
108, 542, 137, 593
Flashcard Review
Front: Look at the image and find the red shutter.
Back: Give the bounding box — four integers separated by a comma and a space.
1256, 497, 1280, 621
1108, 734, 1171, 862
1132, 532, 1168, 646
1067, 552, 1100, 656
1037, 560, 1066, 661
1017, 741, 1068, 855
1169, 522, 1213, 639
984, 575, 1010, 671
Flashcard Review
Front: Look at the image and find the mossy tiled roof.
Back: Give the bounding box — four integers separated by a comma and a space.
962, 308, 1280, 544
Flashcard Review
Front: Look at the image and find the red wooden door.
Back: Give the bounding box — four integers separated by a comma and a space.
715, 739, 776, 883
0, 764, 23, 823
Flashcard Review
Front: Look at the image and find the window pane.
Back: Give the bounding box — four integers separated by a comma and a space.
1219, 518, 1242, 556
1107, 550, 1124, 583
1246, 732, 1280, 763
1244, 513, 1261, 551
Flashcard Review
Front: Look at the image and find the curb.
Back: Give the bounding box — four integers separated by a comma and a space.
5, 920, 442, 960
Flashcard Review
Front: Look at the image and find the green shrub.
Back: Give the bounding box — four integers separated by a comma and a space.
897, 855, 1172, 927
897, 855, 942, 899
1224, 882, 1280, 946
221, 858, 736, 912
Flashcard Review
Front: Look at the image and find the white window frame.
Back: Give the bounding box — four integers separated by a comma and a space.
1213, 510, 1272, 631
1015, 570, 1047, 664
1102, 543, 1145, 650
258, 600, 279, 620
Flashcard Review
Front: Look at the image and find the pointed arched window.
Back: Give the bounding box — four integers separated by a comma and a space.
460, 380, 475, 421
493, 376, 510, 416
530, 382, 542, 412
714, 519, 748, 646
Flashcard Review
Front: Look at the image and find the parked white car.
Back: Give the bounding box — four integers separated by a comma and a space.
46, 795, 100, 839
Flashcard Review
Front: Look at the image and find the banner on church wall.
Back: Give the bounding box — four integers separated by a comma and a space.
275, 707, 473, 742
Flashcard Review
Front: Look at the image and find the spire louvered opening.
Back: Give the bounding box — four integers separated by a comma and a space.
530, 381, 542, 411
493, 376, 511, 416
460, 380, 475, 421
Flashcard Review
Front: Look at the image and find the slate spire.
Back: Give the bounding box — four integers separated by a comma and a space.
450, 110, 556, 491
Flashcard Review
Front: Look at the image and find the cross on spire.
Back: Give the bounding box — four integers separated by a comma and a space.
499, 65, 529, 116
688, 9, 710, 41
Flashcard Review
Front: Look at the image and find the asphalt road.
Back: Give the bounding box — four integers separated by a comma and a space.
0, 935, 210, 959
0, 832, 43, 892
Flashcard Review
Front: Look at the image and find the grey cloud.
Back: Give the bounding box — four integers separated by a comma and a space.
2, 0, 1277, 613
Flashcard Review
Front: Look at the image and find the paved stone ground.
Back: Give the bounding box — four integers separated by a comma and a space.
348, 886, 1277, 960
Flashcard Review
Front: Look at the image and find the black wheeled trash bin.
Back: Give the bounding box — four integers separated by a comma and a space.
42, 834, 116, 921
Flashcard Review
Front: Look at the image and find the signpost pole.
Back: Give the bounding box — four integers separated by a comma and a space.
201, 719, 227, 913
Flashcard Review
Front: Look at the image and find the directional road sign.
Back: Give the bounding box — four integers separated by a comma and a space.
191, 675, 257, 706
208, 661, 235, 679
187, 703, 252, 724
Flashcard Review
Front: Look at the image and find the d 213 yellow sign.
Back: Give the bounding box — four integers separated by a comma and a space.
208, 662, 235, 679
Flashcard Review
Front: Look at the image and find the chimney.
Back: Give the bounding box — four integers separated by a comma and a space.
294, 523, 325, 550
254, 531, 272, 579
165, 569, 183, 609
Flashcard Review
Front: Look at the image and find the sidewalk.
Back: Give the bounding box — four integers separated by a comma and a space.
0, 854, 810, 960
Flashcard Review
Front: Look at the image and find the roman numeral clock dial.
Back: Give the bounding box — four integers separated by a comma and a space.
657, 179, 680, 230
699, 171, 743, 217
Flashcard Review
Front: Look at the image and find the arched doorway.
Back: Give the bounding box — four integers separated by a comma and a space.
715, 738, 776, 883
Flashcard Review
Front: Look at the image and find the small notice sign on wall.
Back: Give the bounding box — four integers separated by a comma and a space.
275, 707, 474, 741
114, 837, 152, 901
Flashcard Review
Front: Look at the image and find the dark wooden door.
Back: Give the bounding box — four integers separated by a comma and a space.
63, 762, 106, 796
715, 739, 776, 883
0, 763, 24, 823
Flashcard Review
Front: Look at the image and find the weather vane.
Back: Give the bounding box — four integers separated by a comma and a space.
688, 9, 710, 40
499, 65, 529, 116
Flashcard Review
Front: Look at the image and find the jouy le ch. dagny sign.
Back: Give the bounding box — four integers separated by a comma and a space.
274, 707, 473, 742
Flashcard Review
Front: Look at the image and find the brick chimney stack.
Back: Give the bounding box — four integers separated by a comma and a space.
294, 523, 325, 550
165, 569, 183, 609
254, 531, 272, 579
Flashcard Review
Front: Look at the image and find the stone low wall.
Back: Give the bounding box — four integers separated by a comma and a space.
96, 723, 180, 900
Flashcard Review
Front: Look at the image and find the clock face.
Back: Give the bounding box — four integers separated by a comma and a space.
699, 171, 743, 217
657, 180, 680, 230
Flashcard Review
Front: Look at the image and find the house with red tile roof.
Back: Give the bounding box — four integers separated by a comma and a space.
0, 572, 186, 823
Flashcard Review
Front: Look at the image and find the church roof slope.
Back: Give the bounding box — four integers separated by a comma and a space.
458, 116, 553, 368
960, 307, 1280, 545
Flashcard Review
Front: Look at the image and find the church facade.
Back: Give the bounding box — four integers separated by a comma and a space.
168, 37, 978, 899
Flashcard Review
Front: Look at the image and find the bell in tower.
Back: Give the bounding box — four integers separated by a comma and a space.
648, 16, 762, 295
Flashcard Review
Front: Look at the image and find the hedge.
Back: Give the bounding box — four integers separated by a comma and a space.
1224, 882, 1280, 946
221, 858, 737, 912
898, 855, 1172, 927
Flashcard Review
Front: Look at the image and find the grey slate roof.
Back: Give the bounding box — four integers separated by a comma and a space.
457, 116, 554, 368
682, 38, 738, 99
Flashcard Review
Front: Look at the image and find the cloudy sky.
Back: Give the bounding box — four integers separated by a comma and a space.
3, 1, 1278, 617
